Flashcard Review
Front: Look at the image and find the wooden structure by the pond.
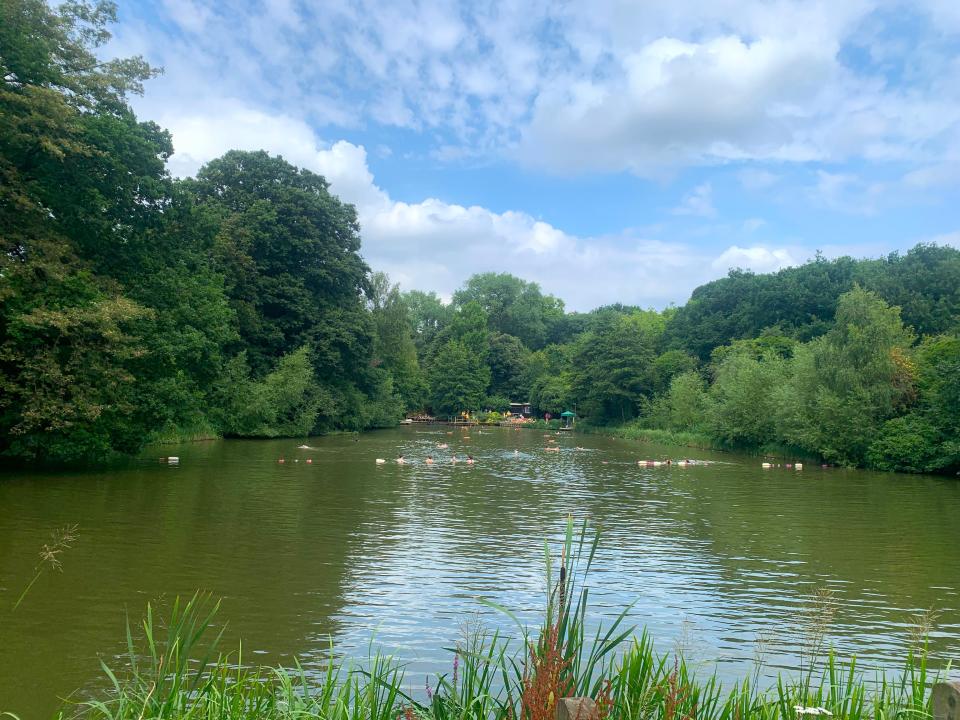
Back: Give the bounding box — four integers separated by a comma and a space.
405, 415, 478, 426
509, 401, 533, 418
560, 410, 576, 430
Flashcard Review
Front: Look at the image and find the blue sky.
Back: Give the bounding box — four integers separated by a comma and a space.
108, 0, 960, 310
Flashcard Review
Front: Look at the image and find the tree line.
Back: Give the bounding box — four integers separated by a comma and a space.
2, 1, 958, 474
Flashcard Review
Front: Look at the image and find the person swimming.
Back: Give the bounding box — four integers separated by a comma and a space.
426, 455, 434, 464
466, 455, 474, 465
396, 455, 405, 464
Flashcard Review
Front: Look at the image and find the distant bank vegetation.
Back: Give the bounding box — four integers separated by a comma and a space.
1, 1, 958, 473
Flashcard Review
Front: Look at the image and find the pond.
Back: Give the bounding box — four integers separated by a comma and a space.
1, 426, 958, 717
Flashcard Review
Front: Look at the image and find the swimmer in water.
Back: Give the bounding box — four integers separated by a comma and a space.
396, 455, 405, 464
466, 455, 474, 465
426, 455, 434, 464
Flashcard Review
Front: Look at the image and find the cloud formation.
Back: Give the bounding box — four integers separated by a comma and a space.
107, 0, 960, 309
114, 0, 960, 177
156, 102, 806, 309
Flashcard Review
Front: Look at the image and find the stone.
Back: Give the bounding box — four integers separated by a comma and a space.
933, 681, 960, 720
556, 697, 600, 720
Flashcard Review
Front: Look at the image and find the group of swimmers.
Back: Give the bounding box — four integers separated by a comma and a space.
376, 454, 474, 465
637, 459, 694, 466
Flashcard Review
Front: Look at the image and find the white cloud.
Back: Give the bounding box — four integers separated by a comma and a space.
672, 183, 716, 218
711, 246, 798, 273
810, 170, 886, 214
151, 101, 759, 309
111, 0, 960, 178
742, 218, 766, 232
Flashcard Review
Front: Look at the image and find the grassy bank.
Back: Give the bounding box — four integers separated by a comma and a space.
32, 520, 949, 720
580, 422, 722, 452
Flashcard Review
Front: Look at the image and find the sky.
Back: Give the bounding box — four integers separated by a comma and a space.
108, 0, 960, 311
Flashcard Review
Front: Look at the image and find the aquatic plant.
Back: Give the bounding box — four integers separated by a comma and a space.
12, 524, 79, 611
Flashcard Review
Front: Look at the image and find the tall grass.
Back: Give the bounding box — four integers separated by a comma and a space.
584, 423, 720, 451
51, 520, 947, 720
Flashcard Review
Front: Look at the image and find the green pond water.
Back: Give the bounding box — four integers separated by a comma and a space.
1, 426, 959, 716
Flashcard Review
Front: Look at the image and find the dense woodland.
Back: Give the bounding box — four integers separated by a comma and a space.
2, 1, 959, 474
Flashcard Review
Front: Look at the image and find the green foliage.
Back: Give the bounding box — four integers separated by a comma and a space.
707, 350, 790, 446
402, 289, 451, 356
569, 312, 661, 422
369, 273, 425, 411
868, 334, 960, 473
452, 272, 564, 350
649, 349, 698, 395
192, 150, 372, 379
427, 340, 490, 416
866, 415, 942, 473
488, 332, 530, 399
645, 371, 709, 432
777, 288, 915, 466
223, 347, 325, 438
0, 279, 151, 463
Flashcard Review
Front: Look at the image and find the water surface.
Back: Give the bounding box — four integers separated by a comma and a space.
1, 427, 959, 716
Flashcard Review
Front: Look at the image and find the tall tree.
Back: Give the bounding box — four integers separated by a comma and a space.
369, 272, 425, 411
190, 150, 373, 379
427, 340, 490, 416
569, 312, 662, 422
453, 272, 564, 350
778, 287, 915, 466
0, 0, 169, 462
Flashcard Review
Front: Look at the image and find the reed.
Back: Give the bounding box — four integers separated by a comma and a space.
50, 520, 948, 720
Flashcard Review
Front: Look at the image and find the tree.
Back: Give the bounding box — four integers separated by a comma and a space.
645, 371, 708, 431
191, 150, 372, 379
569, 312, 661, 422
0, 282, 151, 462
706, 350, 790, 446
0, 0, 174, 462
488, 332, 530, 400
453, 272, 564, 350
403, 289, 451, 358
369, 272, 425, 411
427, 340, 490, 416
778, 287, 915, 466
868, 334, 960, 473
